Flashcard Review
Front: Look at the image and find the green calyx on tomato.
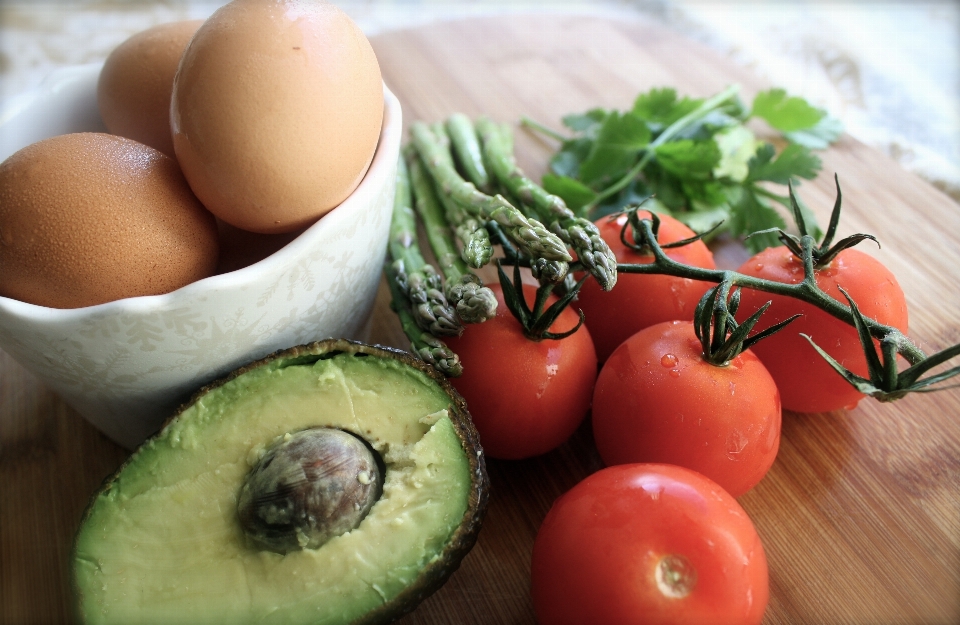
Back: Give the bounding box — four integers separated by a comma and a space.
731, 177, 911, 411
694, 279, 800, 367
737, 177, 957, 403
803, 285, 960, 402
496, 258, 587, 341
752, 175, 879, 270
618, 205, 719, 256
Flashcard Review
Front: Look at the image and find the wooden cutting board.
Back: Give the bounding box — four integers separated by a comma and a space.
2, 14, 959, 625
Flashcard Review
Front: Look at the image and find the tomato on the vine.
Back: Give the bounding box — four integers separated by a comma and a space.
591, 320, 780, 497
531, 463, 769, 625
576, 210, 716, 362
735, 246, 908, 413
443, 282, 597, 460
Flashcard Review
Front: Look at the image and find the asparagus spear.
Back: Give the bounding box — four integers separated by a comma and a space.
409, 121, 572, 264
431, 124, 494, 268
406, 149, 498, 324
389, 156, 462, 337
407, 138, 493, 269
440, 121, 571, 285
475, 116, 618, 291
446, 113, 492, 193
384, 261, 463, 377
441, 119, 572, 286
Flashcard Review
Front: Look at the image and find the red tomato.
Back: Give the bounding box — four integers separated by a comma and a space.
736, 246, 908, 413
577, 211, 716, 362
532, 463, 769, 625
444, 283, 597, 460
592, 320, 780, 497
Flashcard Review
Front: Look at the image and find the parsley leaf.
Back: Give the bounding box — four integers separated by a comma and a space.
728, 190, 787, 253
752, 88, 824, 132
654, 139, 720, 180
561, 108, 607, 134
541, 174, 598, 212
676, 202, 731, 234
632, 88, 704, 127
744, 144, 823, 240
549, 137, 592, 178
784, 115, 844, 150
748, 142, 821, 184
713, 126, 760, 182
577, 111, 651, 187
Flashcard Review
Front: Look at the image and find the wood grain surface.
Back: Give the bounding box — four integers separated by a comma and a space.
2, 14, 959, 625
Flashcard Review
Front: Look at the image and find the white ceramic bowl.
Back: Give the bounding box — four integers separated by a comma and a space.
0, 63, 402, 448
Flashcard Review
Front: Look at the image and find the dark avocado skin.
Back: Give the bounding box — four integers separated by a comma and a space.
72, 338, 489, 625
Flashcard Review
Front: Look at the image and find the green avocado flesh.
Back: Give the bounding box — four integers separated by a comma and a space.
73, 347, 478, 625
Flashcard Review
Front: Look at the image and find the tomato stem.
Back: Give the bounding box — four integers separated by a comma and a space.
620, 216, 924, 363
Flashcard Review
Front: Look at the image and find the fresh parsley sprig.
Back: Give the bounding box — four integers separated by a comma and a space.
522, 86, 842, 253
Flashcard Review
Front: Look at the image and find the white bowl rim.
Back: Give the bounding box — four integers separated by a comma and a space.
0, 71, 401, 323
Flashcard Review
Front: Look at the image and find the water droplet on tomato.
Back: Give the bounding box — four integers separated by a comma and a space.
669, 369, 680, 378
754, 263, 764, 271
661, 354, 678, 368
729, 381, 736, 396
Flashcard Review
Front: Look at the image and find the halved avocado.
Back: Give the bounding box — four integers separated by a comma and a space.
72, 339, 488, 625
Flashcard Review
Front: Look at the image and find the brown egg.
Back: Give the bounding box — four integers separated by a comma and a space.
172, 0, 384, 234
98, 19, 204, 157
0, 133, 219, 309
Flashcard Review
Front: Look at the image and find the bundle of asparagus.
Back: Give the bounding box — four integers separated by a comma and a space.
385, 115, 618, 376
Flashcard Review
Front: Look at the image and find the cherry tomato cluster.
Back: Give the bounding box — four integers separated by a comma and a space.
390, 114, 938, 625
456, 212, 789, 494
446, 203, 914, 625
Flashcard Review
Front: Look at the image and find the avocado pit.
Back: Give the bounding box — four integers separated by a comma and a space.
238, 427, 383, 554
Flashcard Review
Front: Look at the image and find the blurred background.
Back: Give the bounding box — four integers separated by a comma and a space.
1, 0, 958, 203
